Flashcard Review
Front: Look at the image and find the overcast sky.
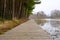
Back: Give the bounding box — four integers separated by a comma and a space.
33, 0, 60, 16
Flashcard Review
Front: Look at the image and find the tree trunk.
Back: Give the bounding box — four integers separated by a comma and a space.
0, 0, 3, 18
12, 0, 15, 19
18, 1, 23, 18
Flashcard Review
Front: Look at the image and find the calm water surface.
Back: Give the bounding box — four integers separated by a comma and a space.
39, 19, 60, 40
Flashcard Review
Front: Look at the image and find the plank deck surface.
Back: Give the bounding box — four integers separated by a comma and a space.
0, 20, 53, 40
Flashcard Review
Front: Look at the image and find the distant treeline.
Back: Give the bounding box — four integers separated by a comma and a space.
0, 0, 40, 20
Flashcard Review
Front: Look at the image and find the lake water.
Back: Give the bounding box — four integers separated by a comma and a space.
38, 19, 60, 40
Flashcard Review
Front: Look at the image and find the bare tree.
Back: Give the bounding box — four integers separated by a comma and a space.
37, 11, 47, 19
51, 10, 60, 19
29, 11, 47, 19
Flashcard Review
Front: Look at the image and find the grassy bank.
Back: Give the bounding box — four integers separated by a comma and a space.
0, 18, 28, 34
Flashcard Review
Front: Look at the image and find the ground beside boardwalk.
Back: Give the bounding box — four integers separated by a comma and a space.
0, 20, 53, 40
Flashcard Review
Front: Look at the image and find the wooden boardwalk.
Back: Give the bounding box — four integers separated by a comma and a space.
0, 20, 53, 40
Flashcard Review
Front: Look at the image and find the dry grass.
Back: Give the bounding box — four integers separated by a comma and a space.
0, 18, 28, 34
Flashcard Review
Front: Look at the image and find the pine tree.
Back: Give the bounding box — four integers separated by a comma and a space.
0, 0, 41, 20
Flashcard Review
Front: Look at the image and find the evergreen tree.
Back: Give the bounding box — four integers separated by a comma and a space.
0, 0, 41, 20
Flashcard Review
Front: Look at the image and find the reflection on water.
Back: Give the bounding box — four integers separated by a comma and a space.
38, 19, 60, 40
35, 19, 46, 26
50, 21, 60, 28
